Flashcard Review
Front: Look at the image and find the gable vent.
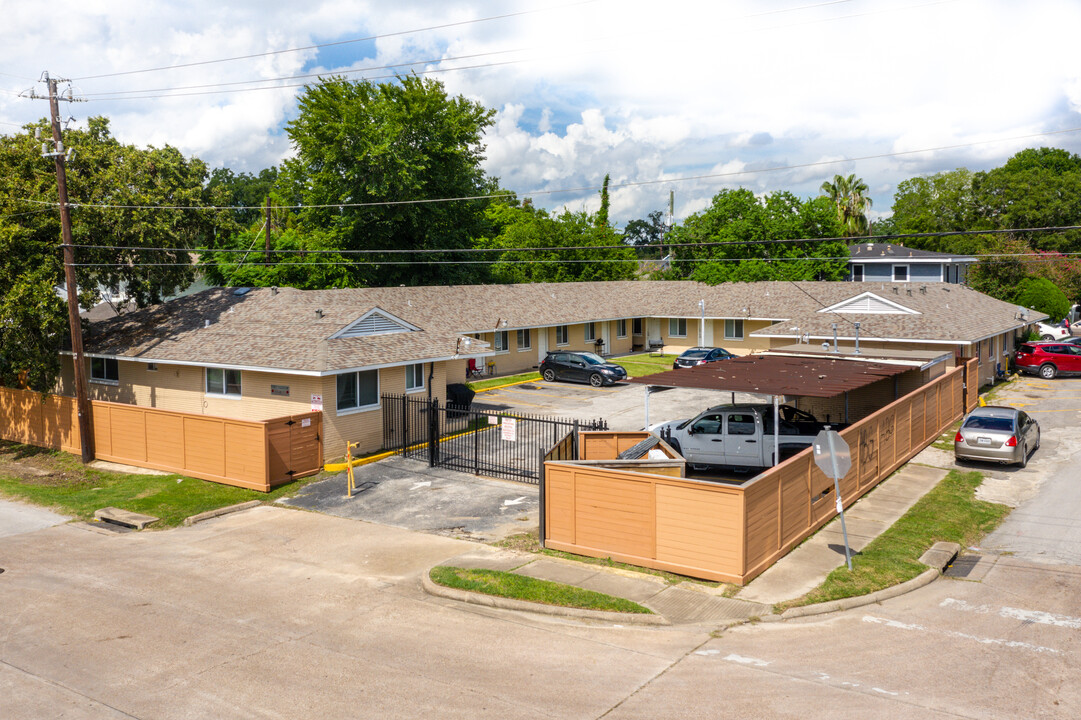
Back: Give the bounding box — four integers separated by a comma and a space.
334, 310, 416, 338
818, 291, 920, 316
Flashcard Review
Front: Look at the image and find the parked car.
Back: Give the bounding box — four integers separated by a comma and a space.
649, 403, 837, 469
539, 351, 627, 387
672, 346, 735, 369
1014, 342, 1081, 379
1035, 322, 1072, 341
954, 405, 1039, 467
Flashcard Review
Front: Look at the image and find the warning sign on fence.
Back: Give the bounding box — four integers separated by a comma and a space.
501, 417, 517, 442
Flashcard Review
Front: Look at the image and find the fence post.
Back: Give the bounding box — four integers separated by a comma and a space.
428, 398, 439, 467
538, 448, 547, 547
474, 411, 480, 475
572, 419, 580, 460
400, 394, 408, 455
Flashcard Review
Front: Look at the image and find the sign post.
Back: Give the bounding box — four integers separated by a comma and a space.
813, 428, 853, 571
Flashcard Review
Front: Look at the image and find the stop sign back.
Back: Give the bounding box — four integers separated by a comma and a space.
813, 429, 851, 480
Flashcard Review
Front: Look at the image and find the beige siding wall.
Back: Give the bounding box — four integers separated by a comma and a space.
322, 361, 448, 459
712, 319, 777, 355
61, 356, 449, 461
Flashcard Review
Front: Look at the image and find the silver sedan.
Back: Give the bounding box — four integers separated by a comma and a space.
954, 406, 1040, 467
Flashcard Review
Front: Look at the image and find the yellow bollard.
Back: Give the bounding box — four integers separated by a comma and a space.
345, 441, 361, 497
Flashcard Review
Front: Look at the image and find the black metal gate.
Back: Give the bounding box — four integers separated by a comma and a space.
381, 393, 606, 484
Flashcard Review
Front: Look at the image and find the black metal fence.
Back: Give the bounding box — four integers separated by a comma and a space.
381, 393, 607, 484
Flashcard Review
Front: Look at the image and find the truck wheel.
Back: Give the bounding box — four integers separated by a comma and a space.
667, 438, 683, 456
542, 368, 556, 382
1041, 334, 1054, 341
1039, 363, 1058, 379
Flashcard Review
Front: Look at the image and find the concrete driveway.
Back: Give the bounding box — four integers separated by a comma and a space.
912, 375, 1081, 565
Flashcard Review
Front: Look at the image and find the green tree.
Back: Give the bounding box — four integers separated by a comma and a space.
279, 75, 496, 287
207, 167, 282, 227
0, 117, 223, 388
1013, 276, 1070, 321
667, 189, 847, 283
971, 147, 1081, 252
596, 174, 610, 228
478, 201, 637, 283
885, 169, 984, 251
623, 210, 667, 259
820, 173, 873, 237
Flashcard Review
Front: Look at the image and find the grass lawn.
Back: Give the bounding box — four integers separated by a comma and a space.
781, 469, 1010, 610
614, 353, 678, 378
429, 566, 653, 613
468, 371, 540, 391
0, 441, 322, 527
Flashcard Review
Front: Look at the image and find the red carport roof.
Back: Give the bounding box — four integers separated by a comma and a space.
626, 354, 911, 398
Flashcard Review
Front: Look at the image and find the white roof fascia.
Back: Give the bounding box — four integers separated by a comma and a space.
61, 351, 493, 377
753, 333, 974, 347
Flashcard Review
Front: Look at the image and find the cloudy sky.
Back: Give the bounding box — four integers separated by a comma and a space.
3, 0, 1080, 228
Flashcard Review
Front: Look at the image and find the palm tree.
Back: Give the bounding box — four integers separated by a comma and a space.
820, 173, 873, 237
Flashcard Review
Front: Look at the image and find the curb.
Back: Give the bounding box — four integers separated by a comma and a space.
420, 569, 670, 625
471, 377, 541, 394
776, 542, 960, 620
183, 500, 263, 526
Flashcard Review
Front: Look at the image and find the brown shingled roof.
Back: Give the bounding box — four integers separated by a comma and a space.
82, 280, 1039, 375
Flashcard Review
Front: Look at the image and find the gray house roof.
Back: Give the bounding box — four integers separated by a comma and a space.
849, 243, 976, 264
81, 281, 1041, 375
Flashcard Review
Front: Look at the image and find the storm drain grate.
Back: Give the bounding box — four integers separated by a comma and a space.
945, 554, 981, 578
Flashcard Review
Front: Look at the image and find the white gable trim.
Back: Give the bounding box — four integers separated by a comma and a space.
818, 291, 921, 315
330, 308, 421, 339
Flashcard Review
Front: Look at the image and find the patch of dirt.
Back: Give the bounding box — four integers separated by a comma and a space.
0, 441, 95, 488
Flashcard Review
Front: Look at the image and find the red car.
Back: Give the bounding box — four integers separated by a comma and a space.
1014, 342, 1081, 379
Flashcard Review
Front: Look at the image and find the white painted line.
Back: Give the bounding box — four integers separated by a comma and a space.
410, 481, 432, 490
942, 598, 1081, 630
503, 496, 528, 506
694, 649, 721, 656
863, 615, 1060, 654
723, 654, 771, 667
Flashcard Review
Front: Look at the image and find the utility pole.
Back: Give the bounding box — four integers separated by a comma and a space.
38, 72, 94, 462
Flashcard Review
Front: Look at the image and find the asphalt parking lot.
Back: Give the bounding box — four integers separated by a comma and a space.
474, 378, 767, 432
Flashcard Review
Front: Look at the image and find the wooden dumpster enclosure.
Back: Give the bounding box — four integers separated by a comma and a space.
0, 387, 322, 492
543, 359, 978, 585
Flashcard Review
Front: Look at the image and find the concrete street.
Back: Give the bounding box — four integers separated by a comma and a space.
3, 374, 1081, 717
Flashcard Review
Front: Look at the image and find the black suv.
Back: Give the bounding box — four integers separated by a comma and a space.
673, 347, 734, 369
539, 351, 628, 387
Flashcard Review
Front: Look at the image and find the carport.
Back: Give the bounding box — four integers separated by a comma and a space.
628, 353, 917, 466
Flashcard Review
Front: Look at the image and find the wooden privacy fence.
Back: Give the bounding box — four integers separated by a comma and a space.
0, 387, 322, 492
544, 362, 972, 585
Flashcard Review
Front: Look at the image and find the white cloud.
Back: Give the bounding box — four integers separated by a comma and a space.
3, 0, 1081, 226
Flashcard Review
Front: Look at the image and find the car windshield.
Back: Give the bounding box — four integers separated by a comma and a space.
580, 352, 606, 365
963, 416, 1015, 432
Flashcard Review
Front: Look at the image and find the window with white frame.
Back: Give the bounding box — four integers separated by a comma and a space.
206, 367, 241, 396
669, 318, 687, 337
556, 325, 569, 345
337, 370, 379, 412
517, 328, 531, 350
90, 357, 119, 384
893, 264, 909, 282
405, 363, 424, 391
616, 319, 627, 338
494, 330, 509, 352
724, 319, 744, 340
584, 322, 596, 341
851, 265, 864, 281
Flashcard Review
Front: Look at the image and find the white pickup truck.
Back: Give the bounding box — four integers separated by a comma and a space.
649, 403, 838, 470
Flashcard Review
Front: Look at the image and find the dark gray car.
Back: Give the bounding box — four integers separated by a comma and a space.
539, 351, 627, 387
954, 405, 1040, 467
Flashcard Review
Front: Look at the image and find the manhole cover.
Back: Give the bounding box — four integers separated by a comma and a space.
945, 554, 981, 578
518, 384, 539, 390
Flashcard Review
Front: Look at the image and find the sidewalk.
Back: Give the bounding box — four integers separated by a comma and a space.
428, 463, 950, 625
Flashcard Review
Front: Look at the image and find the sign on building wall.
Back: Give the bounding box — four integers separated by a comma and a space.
271, 384, 290, 396
311, 394, 323, 412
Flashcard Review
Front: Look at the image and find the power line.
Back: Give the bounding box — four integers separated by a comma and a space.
12, 125, 1081, 212
68, 251, 1081, 269
71, 2, 596, 81
65, 226, 1081, 256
